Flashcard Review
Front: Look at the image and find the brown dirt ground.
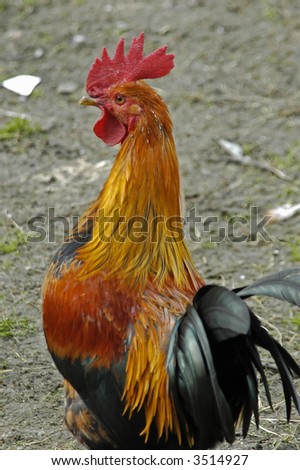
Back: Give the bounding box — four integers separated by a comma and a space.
0, 0, 299, 450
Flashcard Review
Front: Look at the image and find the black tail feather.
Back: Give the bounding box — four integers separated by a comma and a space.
168, 270, 300, 448
245, 336, 273, 410
167, 305, 235, 449
235, 268, 300, 307
249, 311, 300, 420
244, 368, 259, 436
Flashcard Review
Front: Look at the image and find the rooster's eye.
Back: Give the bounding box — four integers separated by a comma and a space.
115, 94, 126, 105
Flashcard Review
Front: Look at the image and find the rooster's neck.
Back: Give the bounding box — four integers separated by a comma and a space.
103, 97, 183, 220
77, 92, 201, 290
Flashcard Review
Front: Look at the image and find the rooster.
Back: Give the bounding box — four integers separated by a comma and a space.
42, 32, 300, 450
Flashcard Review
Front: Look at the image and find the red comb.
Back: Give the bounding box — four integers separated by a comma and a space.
86, 32, 175, 96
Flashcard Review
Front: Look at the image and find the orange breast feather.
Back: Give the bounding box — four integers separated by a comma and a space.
42, 263, 139, 367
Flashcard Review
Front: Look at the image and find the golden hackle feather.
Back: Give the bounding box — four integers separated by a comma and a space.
122, 284, 182, 443
121, 281, 200, 444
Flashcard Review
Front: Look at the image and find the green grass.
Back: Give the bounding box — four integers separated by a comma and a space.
0, 359, 8, 370
0, 117, 42, 141
38, 31, 54, 44
31, 87, 43, 98
241, 142, 259, 156
0, 0, 9, 12
288, 240, 300, 263
0, 229, 27, 254
22, 0, 39, 6
0, 314, 36, 338
270, 141, 300, 171
0, 359, 9, 383
277, 185, 300, 203
291, 314, 300, 328
0, 258, 14, 270
260, 0, 281, 22
14, 0, 40, 19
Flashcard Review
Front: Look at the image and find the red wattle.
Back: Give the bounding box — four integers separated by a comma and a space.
93, 109, 126, 146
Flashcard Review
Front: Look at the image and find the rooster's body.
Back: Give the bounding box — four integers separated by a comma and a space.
42, 33, 300, 449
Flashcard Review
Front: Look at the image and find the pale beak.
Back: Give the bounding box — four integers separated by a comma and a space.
79, 96, 99, 106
